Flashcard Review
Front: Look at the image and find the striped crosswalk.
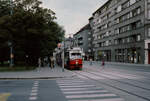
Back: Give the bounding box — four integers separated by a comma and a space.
57, 79, 124, 101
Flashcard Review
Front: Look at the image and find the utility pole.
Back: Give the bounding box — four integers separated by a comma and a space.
9, 0, 14, 67
62, 39, 65, 72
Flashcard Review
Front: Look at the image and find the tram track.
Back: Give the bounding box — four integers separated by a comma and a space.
105, 65, 150, 81
85, 70, 150, 91
74, 70, 150, 101
86, 67, 150, 88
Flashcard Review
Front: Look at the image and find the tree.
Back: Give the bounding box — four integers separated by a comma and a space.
0, 0, 65, 66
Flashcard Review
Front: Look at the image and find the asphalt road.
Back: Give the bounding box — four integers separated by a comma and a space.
0, 80, 67, 101
0, 62, 150, 101
0, 77, 124, 101
73, 61, 150, 101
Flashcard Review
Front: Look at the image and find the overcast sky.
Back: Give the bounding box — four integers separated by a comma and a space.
42, 0, 108, 37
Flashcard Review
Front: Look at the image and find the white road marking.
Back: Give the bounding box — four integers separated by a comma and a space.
32, 87, 38, 90
66, 94, 117, 99
63, 90, 108, 94
61, 87, 102, 91
30, 93, 38, 96
77, 75, 89, 80
59, 85, 95, 88
29, 81, 39, 100
29, 96, 37, 100
57, 81, 85, 84
34, 82, 39, 85
57, 79, 124, 101
81, 72, 105, 80
68, 98, 124, 101
33, 84, 39, 87
58, 83, 86, 86
31, 89, 38, 93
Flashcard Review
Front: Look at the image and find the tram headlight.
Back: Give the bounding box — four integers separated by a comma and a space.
76, 61, 78, 64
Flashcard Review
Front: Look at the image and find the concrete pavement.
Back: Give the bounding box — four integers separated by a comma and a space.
0, 66, 75, 79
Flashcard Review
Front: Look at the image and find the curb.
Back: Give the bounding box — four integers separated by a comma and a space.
0, 75, 76, 80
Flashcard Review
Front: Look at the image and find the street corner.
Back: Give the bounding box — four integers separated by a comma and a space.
0, 93, 11, 101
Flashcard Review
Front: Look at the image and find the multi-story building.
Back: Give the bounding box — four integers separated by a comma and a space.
73, 24, 93, 60
90, 0, 150, 64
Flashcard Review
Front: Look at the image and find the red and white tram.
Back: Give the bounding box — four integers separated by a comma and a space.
64, 47, 83, 70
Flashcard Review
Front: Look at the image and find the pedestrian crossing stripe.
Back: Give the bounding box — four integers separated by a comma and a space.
57, 79, 124, 101
63, 90, 108, 94
59, 85, 96, 88
66, 93, 117, 99
0, 93, 11, 101
68, 98, 124, 101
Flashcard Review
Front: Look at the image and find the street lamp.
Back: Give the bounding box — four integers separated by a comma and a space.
62, 40, 65, 72
8, 0, 14, 67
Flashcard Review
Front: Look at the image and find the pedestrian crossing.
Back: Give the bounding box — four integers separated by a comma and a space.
57, 78, 124, 101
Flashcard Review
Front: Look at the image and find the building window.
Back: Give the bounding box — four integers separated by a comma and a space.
120, 25, 130, 33
131, 21, 141, 30
109, 40, 111, 45
122, 0, 130, 10
148, 9, 150, 19
117, 5, 122, 12
122, 38, 125, 43
130, 0, 136, 5
136, 35, 141, 41
137, 7, 141, 15
148, 28, 150, 37
114, 39, 118, 44
115, 28, 119, 35
106, 41, 109, 46
132, 7, 141, 17
127, 37, 130, 43
130, 12, 133, 18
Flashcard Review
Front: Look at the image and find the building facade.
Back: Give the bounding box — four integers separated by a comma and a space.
90, 0, 150, 64
73, 24, 93, 60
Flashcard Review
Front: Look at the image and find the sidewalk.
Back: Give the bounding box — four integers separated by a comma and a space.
0, 66, 75, 79
84, 61, 150, 67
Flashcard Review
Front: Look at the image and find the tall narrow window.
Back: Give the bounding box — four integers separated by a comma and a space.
137, 35, 141, 41
117, 5, 122, 12
148, 9, 150, 19
130, 0, 136, 5
148, 28, 150, 37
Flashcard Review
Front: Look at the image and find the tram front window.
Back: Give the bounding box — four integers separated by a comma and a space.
70, 53, 81, 59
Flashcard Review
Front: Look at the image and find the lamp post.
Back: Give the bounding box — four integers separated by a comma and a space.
8, 41, 14, 67
62, 40, 65, 72
7, 0, 14, 67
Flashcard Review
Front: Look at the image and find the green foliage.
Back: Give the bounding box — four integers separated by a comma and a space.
0, 0, 65, 66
